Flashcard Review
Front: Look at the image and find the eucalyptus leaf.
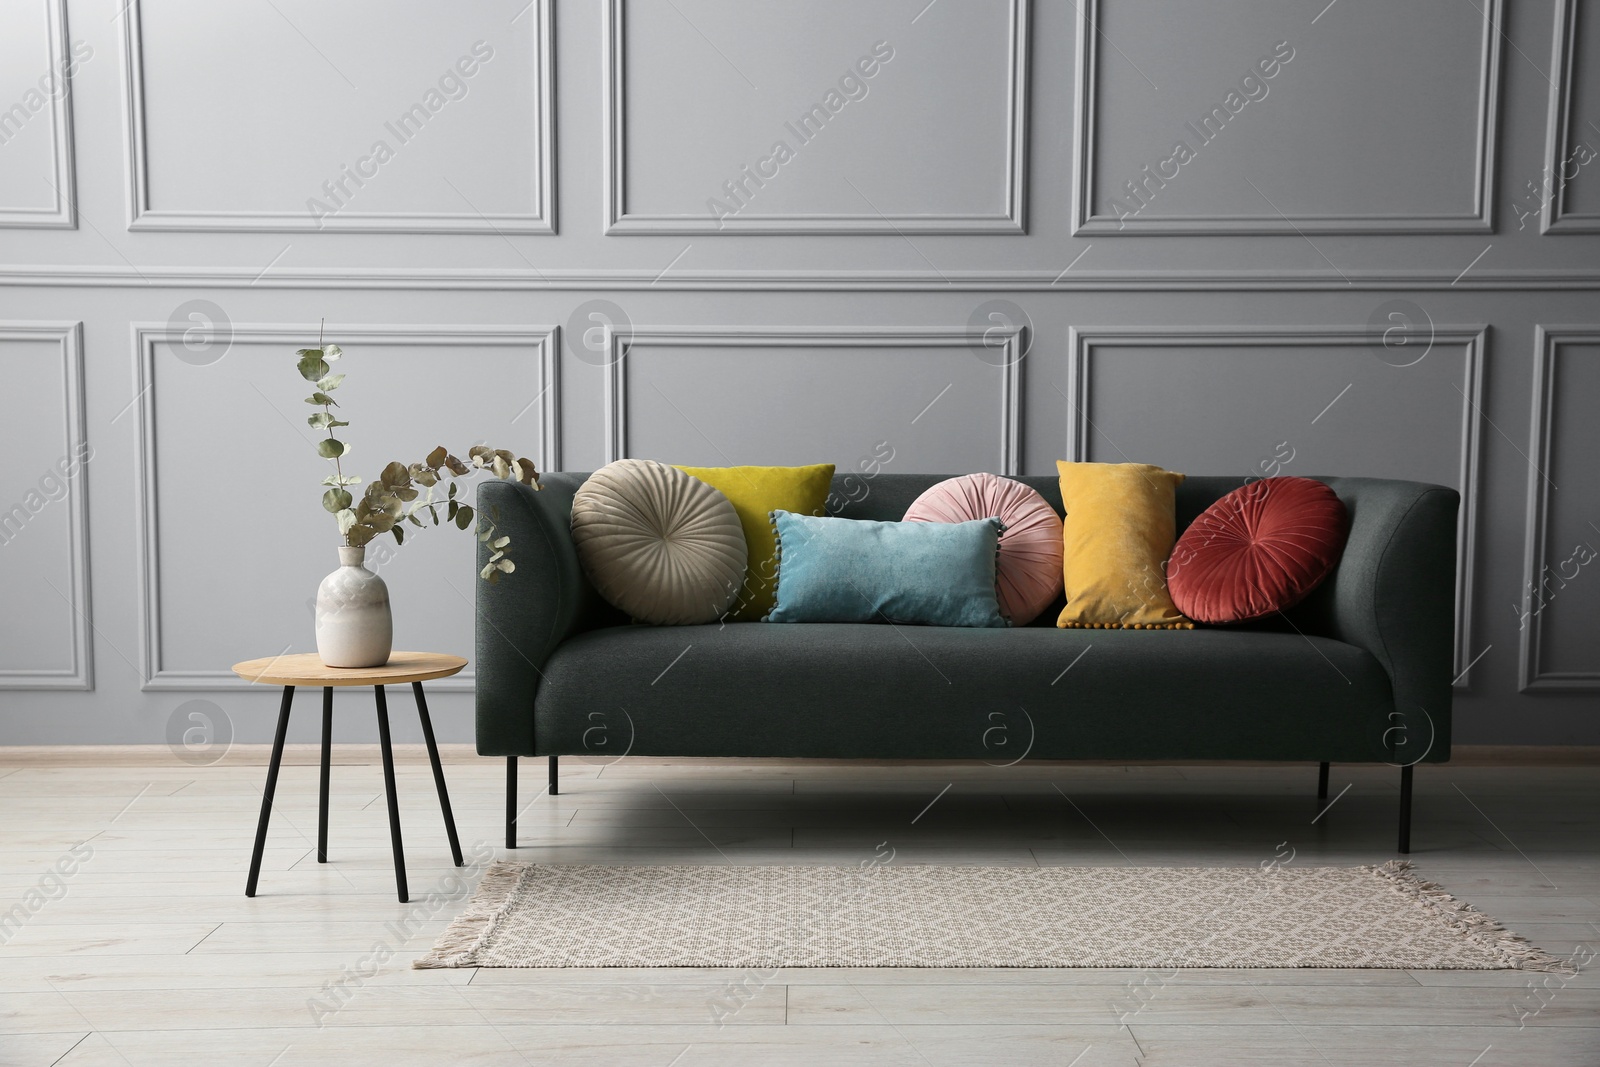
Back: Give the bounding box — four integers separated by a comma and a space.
306, 393, 338, 406
322, 488, 352, 513
492, 536, 510, 549
346, 523, 377, 547
481, 563, 497, 581
491, 455, 511, 479
413, 468, 438, 487
392, 524, 404, 546
496, 560, 514, 573
308, 413, 334, 429
447, 500, 459, 521
455, 504, 474, 530
396, 487, 418, 502
336, 508, 357, 535
468, 445, 491, 461
296, 349, 321, 357
297, 354, 330, 382
425, 446, 449, 469
316, 438, 345, 459
316, 374, 345, 392
380, 461, 409, 489
323, 344, 342, 360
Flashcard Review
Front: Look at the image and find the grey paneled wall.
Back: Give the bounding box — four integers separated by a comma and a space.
1, 0, 1597, 748
1079, 0, 1498, 232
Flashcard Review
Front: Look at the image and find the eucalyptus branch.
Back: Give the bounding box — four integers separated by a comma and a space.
293, 339, 540, 582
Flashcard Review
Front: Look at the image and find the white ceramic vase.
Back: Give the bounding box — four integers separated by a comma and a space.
315, 545, 393, 668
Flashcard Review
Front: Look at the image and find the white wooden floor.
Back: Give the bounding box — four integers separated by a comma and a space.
2, 749, 1596, 1066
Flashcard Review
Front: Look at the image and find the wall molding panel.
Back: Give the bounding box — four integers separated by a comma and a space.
1541, 0, 1600, 234
1, 0, 77, 229
1066, 325, 1485, 684
5, 266, 1600, 292
118, 0, 555, 233
132, 323, 557, 692
1519, 326, 1600, 690
1071, 0, 1502, 235
0, 321, 91, 689
604, 326, 1022, 473
601, 0, 1030, 235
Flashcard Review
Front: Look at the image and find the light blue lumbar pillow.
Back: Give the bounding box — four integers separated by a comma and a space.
765, 511, 1007, 627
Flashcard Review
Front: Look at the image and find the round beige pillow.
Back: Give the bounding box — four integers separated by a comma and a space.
571, 459, 748, 625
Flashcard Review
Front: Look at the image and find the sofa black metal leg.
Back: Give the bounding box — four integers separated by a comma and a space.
1398, 764, 1413, 854
549, 755, 559, 796
506, 756, 517, 849
1317, 762, 1329, 800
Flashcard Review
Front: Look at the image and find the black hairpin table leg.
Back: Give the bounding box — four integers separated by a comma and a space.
318, 686, 333, 863
246, 686, 295, 897
413, 681, 463, 867
374, 685, 408, 902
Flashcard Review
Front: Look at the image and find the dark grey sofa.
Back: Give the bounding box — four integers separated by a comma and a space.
477, 473, 1458, 853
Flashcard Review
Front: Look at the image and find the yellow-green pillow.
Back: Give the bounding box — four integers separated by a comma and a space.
1056, 461, 1193, 630
676, 464, 835, 621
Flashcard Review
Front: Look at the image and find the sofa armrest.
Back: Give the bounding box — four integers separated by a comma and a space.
474, 474, 613, 757
1293, 477, 1459, 763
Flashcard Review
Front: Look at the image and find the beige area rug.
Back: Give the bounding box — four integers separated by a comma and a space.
415, 860, 1566, 971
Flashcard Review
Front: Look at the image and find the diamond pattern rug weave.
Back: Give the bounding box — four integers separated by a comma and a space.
415, 860, 1563, 970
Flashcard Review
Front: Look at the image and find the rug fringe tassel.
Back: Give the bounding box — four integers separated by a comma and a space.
413, 861, 529, 969
1367, 860, 1577, 974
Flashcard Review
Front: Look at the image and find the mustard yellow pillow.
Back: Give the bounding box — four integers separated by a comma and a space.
676, 464, 835, 621
1056, 461, 1194, 629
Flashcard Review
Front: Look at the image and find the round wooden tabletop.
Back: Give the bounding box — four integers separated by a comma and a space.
230, 651, 468, 687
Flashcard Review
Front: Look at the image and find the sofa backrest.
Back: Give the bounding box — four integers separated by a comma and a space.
532, 471, 1454, 643
828, 472, 1253, 527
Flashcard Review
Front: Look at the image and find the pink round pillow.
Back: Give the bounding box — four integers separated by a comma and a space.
904, 474, 1063, 625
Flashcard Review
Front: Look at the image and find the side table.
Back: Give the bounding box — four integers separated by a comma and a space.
231, 651, 468, 902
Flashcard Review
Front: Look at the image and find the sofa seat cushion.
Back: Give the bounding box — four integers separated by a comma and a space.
533, 624, 1399, 763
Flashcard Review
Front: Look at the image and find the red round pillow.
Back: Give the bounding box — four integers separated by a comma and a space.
1167, 477, 1348, 625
